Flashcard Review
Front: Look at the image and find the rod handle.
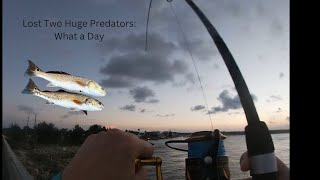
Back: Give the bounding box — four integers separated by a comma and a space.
245, 121, 278, 180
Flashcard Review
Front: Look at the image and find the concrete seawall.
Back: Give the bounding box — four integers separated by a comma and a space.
2, 136, 34, 180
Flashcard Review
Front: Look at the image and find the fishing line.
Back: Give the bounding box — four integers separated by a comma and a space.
168, 2, 213, 130
145, 0, 153, 51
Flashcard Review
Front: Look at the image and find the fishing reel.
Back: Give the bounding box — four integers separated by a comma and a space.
165, 129, 230, 180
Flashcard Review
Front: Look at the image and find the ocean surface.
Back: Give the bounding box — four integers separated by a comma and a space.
145, 133, 289, 180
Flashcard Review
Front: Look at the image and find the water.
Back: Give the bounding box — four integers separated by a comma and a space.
146, 133, 289, 180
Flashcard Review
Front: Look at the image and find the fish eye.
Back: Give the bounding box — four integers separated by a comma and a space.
36, 68, 40, 71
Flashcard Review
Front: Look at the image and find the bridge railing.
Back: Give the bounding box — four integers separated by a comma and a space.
2, 135, 34, 180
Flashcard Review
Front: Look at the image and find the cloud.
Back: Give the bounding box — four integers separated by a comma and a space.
225, 1, 242, 17
213, 64, 219, 69
179, 39, 219, 61
209, 90, 257, 114
270, 19, 284, 36
185, 73, 196, 84
255, 1, 267, 17
129, 86, 159, 103
147, 99, 159, 103
228, 112, 241, 115
172, 73, 196, 87
100, 52, 188, 88
98, 33, 177, 56
267, 95, 282, 102
279, 72, 285, 79
268, 95, 282, 102
17, 105, 37, 114
156, 113, 175, 117
98, 32, 192, 88
191, 105, 205, 111
120, 104, 136, 111
60, 111, 83, 119
140, 108, 153, 113
100, 76, 135, 88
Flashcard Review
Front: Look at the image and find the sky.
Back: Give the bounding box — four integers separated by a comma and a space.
3, 0, 289, 132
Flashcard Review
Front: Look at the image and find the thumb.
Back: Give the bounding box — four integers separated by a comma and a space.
134, 166, 147, 180
238, 151, 253, 180
240, 151, 250, 172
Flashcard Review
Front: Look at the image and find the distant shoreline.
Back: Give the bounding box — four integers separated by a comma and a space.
221, 129, 290, 136
163, 129, 290, 138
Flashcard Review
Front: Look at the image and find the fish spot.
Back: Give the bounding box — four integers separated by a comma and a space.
76, 80, 86, 86
73, 99, 82, 105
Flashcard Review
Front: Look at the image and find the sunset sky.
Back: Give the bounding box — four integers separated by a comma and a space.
3, 0, 289, 132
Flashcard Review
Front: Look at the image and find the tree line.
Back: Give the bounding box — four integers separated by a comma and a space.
3, 122, 110, 146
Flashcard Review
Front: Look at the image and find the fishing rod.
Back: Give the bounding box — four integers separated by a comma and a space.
167, 0, 278, 179
145, 0, 153, 51
140, 0, 277, 179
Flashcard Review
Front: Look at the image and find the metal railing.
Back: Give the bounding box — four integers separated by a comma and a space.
2, 135, 34, 180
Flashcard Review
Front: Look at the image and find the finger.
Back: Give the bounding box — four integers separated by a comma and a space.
239, 152, 290, 180
133, 138, 154, 158
108, 129, 154, 158
125, 132, 154, 158
134, 166, 147, 180
240, 151, 250, 171
276, 157, 290, 179
106, 128, 123, 137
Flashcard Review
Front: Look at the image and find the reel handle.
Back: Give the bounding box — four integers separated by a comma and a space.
135, 157, 163, 180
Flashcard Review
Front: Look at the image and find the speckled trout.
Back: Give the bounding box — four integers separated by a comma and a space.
25, 60, 106, 97
21, 79, 104, 115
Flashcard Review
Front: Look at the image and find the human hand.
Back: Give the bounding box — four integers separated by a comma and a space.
62, 129, 154, 180
239, 151, 290, 180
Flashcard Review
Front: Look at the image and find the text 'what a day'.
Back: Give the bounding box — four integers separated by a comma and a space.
54, 33, 104, 42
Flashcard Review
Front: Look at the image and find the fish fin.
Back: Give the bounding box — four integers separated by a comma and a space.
46, 101, 54, 105
76, 80, 87, 86
25, 60, 42, 76
21, 79, 41, 94
46, 71, 70, 75
82, 110, 88, 115
73, 99, 82, 105
46, 82, 57, 87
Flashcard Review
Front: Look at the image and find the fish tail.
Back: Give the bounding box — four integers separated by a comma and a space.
25, 60, 42, 76
21, 79, 41, 94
